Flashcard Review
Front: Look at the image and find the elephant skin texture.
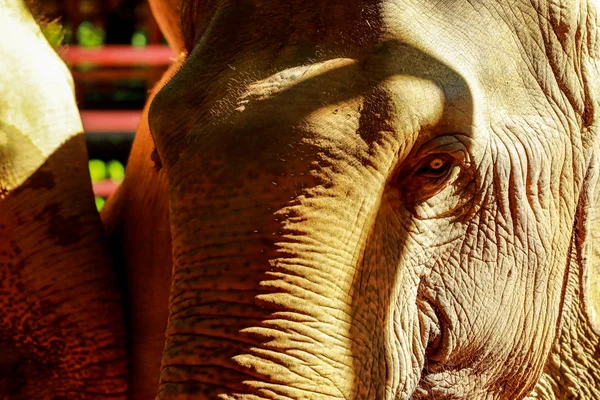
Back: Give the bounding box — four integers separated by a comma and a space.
3, 0, 600, 399
101, 59, 183, 400
138, 0, 600, 398
0, 1, 127, 398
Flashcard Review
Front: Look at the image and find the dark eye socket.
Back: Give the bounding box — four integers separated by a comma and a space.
151, 147, 162, 170
414, 154, 454, 178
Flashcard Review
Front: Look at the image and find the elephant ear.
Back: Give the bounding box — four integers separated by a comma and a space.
147, 0, 206, 55
0, 0, 82, 194
147, 0, 186, 54
578, 158, 600, 335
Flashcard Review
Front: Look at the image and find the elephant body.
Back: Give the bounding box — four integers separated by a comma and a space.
0, 1, 126, 397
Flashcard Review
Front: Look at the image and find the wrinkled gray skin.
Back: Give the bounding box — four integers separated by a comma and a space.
0, 1, 127, 398
107, 0, 600, 398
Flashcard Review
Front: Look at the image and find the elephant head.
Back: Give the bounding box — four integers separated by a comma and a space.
0, 1, 127, 397
110, 0, 600, 398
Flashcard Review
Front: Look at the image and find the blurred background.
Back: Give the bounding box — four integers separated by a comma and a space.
33, 0, 175, 210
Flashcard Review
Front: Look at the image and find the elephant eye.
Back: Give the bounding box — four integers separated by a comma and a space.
397, 135, 472, 211
400, 153, 461, 204
414, 154, 454, 180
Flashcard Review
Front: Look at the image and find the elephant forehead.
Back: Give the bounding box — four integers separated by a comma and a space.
234, 58, 449, 134
382, 0, 598, 129
151, 0, 598, 161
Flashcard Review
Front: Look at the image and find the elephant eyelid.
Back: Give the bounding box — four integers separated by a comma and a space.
410, 135, 471, 180
399, 151, 468, 205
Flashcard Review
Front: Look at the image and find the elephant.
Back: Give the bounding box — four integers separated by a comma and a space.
4, 0, 600, 399
0, 1, 126, 398
100, 0, 600, 398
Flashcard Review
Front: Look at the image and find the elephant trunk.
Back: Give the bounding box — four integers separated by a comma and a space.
156, 137, 436, 398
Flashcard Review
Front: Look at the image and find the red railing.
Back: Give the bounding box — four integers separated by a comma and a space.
62, 45, 175, 67
93, 179, 121, 198
69, 46, 174, 198
81, 110, 141, 133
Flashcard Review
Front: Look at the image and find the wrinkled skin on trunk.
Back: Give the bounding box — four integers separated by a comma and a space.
0, 1, 127, 397
107, 0, 600, 398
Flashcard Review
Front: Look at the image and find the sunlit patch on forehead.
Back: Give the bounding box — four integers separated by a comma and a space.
237, 58, 358, 106
379, 1, 576, 128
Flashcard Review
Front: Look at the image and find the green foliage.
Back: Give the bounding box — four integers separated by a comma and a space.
95, 196, 106, 211
107, 160, 125, 182
131, 30, 147, 48
41, 19, 65, 49
89, 159, 106, 183
89, 159, 125, 183
77, 21, 105, 48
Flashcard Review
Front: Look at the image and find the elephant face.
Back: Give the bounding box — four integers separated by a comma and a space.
146, 0, 600, 398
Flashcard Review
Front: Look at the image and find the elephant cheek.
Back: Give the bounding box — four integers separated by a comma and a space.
351, 201, 439, 399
